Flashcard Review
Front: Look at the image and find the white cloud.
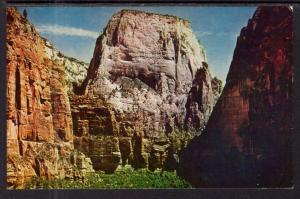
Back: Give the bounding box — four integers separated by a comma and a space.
195, 31, 213, 38
36, 24, 99, 39
195, 31, 231, 38
201, 31, 213, 37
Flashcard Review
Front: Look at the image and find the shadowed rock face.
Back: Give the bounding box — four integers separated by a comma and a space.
185, 64, 222, 131
178, 6, 293, 187
71, 9, 221, 172
6, 7, 93, 188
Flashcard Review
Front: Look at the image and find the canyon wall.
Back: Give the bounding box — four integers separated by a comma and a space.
178, 6, 293, 187
6, 7, 225, 187
6, 7, 93, 188
71, 9, 221, 172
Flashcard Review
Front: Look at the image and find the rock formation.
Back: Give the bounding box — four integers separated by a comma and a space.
178, 6, 293, 187
71, 9, 221, 172
42, 39, 89, 94
184, 64, 222, 131
6, 7, 93, 188
6, 7, 222, 187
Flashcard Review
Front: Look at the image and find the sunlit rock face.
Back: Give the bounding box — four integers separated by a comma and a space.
72, 9, 221, 172
6, 7, 93, 188
6, 7, 222, 185
43, 39, 89, 94
178, 6, 293, 187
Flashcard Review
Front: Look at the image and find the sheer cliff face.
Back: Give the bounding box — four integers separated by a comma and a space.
72, 10, 221, 172
178, 6, 293, 187
78, 9, 217, 134
81, 9, 207, 93
6, 8, 92, 188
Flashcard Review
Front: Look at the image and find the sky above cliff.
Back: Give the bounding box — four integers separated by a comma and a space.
16, 6, 256, 83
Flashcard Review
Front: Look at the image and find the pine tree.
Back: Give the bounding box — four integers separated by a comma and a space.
23, 9, 27, 19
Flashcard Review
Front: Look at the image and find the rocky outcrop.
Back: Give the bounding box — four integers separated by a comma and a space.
72, 9, 221, 172
178, 6, 293, 187
184, 64, 222, 131
6, 8, 93, 188
43, 39, 89, 94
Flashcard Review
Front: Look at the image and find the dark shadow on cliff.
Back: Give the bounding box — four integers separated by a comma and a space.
177, 5, 293, 188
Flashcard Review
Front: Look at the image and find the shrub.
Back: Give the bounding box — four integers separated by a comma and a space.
24, 167, 191, 189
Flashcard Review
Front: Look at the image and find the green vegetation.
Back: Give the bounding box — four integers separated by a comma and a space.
24, 167, 191, 189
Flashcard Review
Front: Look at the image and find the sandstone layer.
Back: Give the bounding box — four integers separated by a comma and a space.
6, 7, 93, 188
178, 6, 293, 187
72, 9, 221, 172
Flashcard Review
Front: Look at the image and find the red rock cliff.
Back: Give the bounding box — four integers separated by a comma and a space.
6, 7, 93, 188
178, 6, 293, 187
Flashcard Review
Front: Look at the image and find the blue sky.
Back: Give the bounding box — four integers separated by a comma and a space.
17, 6, 256, 83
